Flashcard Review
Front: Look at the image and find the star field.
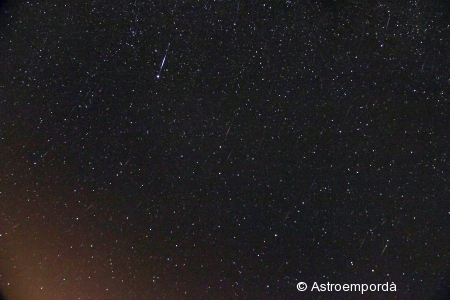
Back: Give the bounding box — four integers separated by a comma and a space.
0, 0, 449, 299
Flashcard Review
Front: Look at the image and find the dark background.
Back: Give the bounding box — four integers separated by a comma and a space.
0, 0, 449, 299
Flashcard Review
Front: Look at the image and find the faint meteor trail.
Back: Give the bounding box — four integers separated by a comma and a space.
135, 201, 142, 209
225, 150, 232, 162
225, 125, 231, 137
386, 13, 390, 31
380, 240, 389, 256
359, 233, 367, 249
282, 211, 290, 224
157, 42, 171, 79
234, 2, 240, 25
86, 203, 94, 211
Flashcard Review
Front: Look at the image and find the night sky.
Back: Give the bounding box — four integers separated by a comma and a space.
1, 0, 449, 299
